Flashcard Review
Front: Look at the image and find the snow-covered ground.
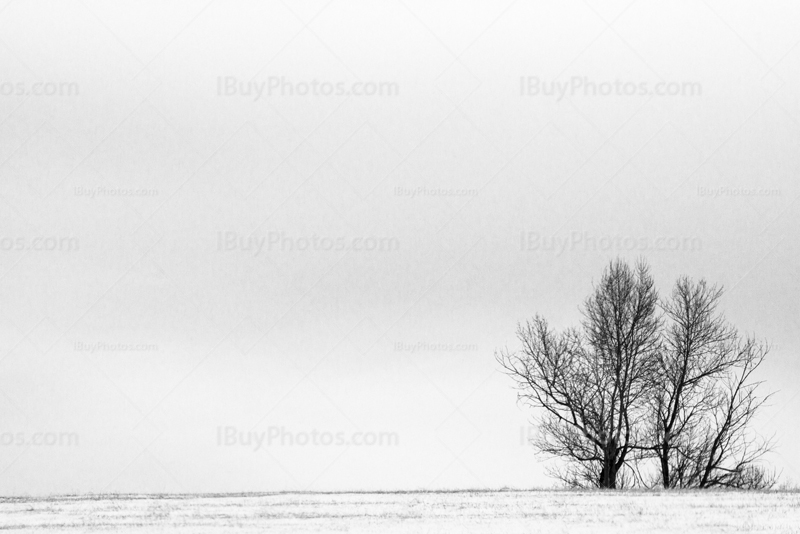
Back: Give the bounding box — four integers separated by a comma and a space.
1, 490, 798, 533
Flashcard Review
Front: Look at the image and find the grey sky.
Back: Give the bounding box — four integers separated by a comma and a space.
0, 0, 798, 494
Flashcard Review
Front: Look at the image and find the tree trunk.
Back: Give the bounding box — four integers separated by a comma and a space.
661, 444, 671, 488
599, 447, 617, 488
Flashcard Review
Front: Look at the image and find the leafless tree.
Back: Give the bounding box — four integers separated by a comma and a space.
649, 277, 775, 489
672, 340, 773, 489
497, 260, 777, 490
649, 277, 736, 487
497, 259, 661, 488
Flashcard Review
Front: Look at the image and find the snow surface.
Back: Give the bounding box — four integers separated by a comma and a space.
0, 490, 798, 533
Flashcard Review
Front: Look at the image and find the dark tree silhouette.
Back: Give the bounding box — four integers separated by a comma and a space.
497, 259, 776, 489
649, 277, 774, 489
497, 259, 661, 488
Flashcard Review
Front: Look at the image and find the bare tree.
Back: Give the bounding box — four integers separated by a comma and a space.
650, 277, 737, 488
683, 338, 774, 489
497, 261, 777, 490
497, 259, 661, 488
649, 277, 774, 489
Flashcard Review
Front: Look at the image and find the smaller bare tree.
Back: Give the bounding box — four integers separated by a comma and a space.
692, 338, 775, 489
648, 277, 775, 489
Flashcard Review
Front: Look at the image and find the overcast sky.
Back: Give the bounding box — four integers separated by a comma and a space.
0, 0, 798, 494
